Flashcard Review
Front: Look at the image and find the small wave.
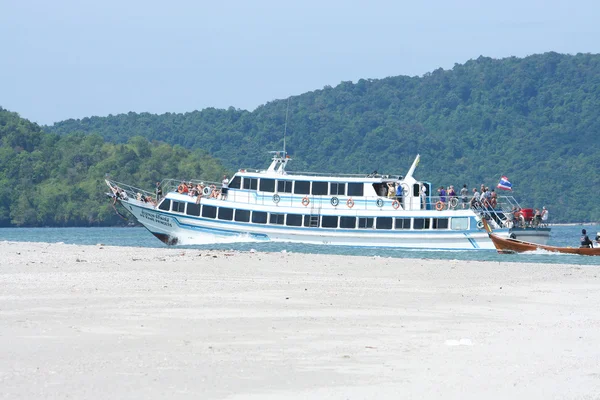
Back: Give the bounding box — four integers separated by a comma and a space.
176, 232, 268, 246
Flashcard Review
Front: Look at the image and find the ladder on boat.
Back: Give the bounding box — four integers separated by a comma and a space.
309, 201, 321, 227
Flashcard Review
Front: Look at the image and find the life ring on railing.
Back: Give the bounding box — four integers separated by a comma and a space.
376, 198, 384, 208
202, 187, 211, 196
477, 220, 484, 229
449, 198, 458, 208
273, 194, 280, 204
435, 201, 444, 211
331, 197, 339, 206
347, 198, 355, 208
392, 200, 400, 209
301, 196, 310, 206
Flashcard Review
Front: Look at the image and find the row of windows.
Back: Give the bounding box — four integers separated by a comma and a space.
159, 199, 468, 230
228, 176, 363, 196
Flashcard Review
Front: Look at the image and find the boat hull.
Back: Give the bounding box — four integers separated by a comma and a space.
507, 226, 551, 245
489, 233, 600, 256
118, 200, 506, 250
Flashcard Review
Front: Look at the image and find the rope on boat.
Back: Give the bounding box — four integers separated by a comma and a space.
111, 201, 128, 221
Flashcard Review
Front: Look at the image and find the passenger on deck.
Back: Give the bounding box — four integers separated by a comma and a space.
396, 183, 403, 203
387, 183, 395, 199
533, 208, 542, 227
490, 189, 497, 208
448, 185, 457, 209
541, 206, 549, 225
221, 175, 229, 200
481, 187, 491, 208
460, 184, 469, 209
196, 183, 205, 204
581, 229, 594, 248
420, 185, 427, 209
470, 188, 480, 208
156, 182, 162, 201
438, 186, 447, 208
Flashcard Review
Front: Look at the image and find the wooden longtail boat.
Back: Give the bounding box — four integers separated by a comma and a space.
481, 219, 600, 256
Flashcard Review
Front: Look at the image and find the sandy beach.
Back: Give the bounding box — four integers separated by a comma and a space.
1, 241, 600, 399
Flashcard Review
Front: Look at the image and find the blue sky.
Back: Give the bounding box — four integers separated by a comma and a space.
1, 0, 599, 125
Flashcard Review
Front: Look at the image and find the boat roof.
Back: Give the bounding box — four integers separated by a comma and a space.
234, 151, 411, 183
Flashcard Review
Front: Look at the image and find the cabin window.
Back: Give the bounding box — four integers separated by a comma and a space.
252, 211, 267, 224
358, 217, 374, 229
229, 176, 241, 189
413, 218, 430, 230
202, 205, 217, 219
330, 182, 346, 196
311, 181, 328, 195
340, 216, 356, 229
347, 183, 364, 197
218, 207, 234, 221
286, 214, 302, 226
234, 209, 250, 222
432, 218, 449, 229
243, 177, 258, 190
277, 180, 293, 193
376, 217, 393, 230
186, 203, 200, 216
270, 213, 285, 225
395, 218, 410, 229
259, 179, 275, 193
294, 180, 310, 195
321, 215, 338, 228
158, 199, 171, 211
451, 217, 469, 230
172, 201, 185, 213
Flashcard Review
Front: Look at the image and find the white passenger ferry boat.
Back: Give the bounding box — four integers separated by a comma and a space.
106, 153, 550, 250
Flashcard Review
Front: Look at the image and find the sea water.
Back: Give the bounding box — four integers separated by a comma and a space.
0, 225, 599, 266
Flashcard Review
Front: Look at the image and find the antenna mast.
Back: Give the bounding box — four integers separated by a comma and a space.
283, 97, 290, 154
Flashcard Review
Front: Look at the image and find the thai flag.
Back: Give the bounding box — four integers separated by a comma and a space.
497, 176, 512, 191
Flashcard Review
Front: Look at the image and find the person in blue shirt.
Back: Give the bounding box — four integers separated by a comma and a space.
395, 183, 403, 203
438, 186, 447, 204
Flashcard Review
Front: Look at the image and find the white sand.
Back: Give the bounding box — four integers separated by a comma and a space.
1, 241, 600, 399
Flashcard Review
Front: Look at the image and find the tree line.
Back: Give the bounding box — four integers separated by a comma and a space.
3, 51, 600, 224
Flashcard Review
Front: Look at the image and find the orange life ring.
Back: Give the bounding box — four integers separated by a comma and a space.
346, 198, 354, 208
435, 201, 444, 211
392, 200, 400, 209
301, 196, 310, 206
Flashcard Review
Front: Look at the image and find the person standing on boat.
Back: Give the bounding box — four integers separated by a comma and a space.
156, 182, 162, 201
438, 186, 447, 208
581, 229, 593, 248
470, 188, 480, 208
420, 185, 427, 209
541, 206, 549, 225
221, 175, 229, 200
448, 185, 457, 209
460, 184, 469, 209
395, 183, 403, 204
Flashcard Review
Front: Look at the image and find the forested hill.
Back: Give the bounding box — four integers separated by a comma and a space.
0, 108, 228, 227
43, 52, 600, 222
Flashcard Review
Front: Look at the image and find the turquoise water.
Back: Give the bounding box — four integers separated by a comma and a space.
0, 225, 598, 265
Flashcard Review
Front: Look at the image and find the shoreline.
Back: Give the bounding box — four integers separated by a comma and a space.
1, 242, 599, 399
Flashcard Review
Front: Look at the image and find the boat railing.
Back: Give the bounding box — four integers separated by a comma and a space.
106, 179, 156, 203
159, 178, 222, 195
238, 169, 402, 179
221, 191, 522, 214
